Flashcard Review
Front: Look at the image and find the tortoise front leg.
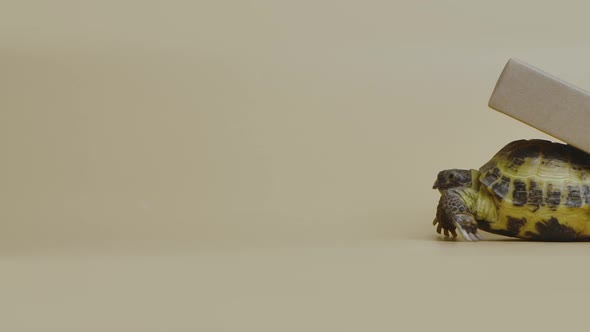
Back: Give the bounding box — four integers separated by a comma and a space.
434, 189, 483, 241
433, 217, 457, 238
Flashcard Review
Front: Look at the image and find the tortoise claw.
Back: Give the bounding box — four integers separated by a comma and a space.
453, 218, 483, 242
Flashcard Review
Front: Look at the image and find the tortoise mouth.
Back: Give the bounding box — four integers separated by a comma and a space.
433, 175, 446, 190
433, 175, 442, 189
433, 179, 443, 190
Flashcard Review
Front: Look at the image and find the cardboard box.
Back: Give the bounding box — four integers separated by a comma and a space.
489, 59, 590, 153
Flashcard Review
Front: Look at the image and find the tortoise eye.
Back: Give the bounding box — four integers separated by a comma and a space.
448, 173, 455, 179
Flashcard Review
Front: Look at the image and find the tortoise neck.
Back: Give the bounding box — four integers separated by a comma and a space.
453, 170, 497, 223
473, 189, 498, 223
469, 169, 481, 191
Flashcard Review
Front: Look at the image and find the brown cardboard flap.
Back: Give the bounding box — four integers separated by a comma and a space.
489, 59, 590, 153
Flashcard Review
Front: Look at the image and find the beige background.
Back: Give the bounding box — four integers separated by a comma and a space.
3, 0, 590, 331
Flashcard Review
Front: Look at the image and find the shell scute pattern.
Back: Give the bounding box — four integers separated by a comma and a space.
478, 140, 590, 209
434, 139, 590, 241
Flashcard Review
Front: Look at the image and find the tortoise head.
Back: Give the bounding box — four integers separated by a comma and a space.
433, 169, 473, 190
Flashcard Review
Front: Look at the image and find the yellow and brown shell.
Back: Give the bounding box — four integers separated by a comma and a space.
478, 139, 590, 240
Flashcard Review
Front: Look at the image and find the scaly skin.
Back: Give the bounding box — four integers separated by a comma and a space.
434, 170, 484, 241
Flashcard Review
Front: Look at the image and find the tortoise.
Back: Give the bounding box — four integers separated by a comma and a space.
433, 139, 590, 241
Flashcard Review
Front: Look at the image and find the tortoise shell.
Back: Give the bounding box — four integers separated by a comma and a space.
479, 139, 590, 209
